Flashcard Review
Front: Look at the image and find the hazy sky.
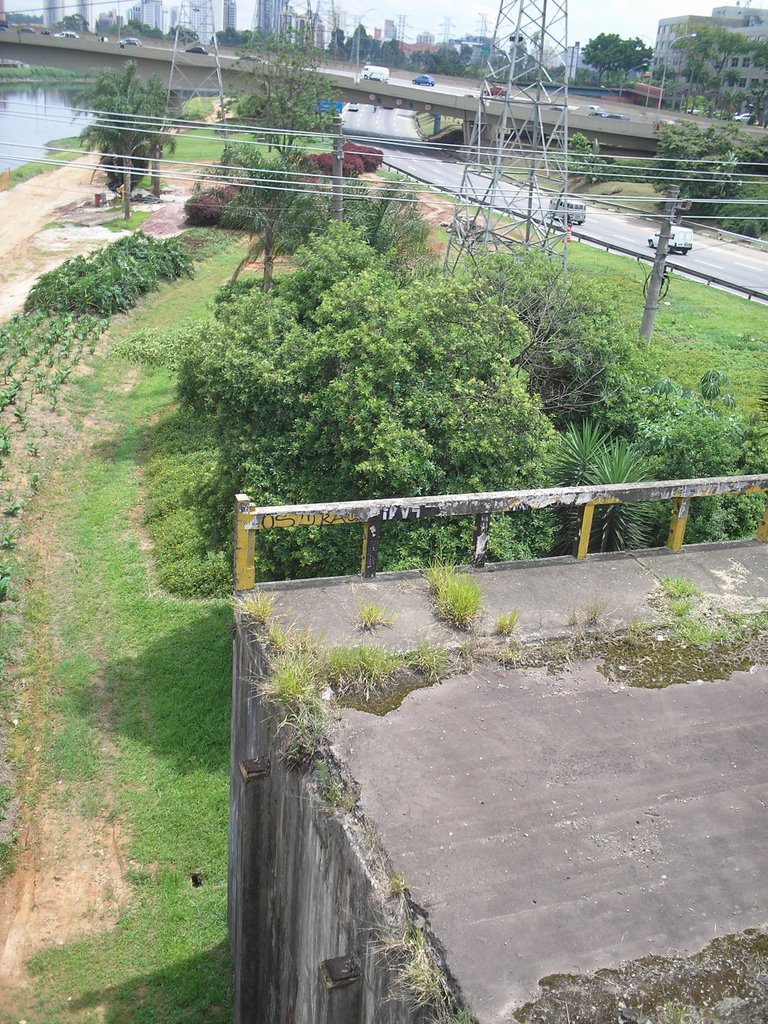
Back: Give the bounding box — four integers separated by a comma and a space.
7, 0, 767, 47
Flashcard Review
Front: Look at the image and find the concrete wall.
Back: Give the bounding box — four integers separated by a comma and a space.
228, 615, 432, 1024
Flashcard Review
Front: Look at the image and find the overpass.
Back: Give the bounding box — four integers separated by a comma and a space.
0, 32, 666, 154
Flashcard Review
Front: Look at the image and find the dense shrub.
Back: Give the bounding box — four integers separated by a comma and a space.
24, 233, 193, 316
184, 186, 237, 227
307, 152, 364, 177
342, 142, 384, 172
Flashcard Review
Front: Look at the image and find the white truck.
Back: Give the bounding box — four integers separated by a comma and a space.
548, 197, 586, 225
648, 226, 693, 255
361, 64, 390, 83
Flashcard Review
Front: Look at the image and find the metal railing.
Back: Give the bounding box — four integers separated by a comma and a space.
233, 474, 768, 591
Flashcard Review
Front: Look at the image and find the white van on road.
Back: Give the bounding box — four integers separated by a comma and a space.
361, 64, 390, 83
548, 197, 586, 225
648, 226, 693, 255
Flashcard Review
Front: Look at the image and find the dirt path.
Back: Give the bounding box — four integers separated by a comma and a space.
0, 157, 189, 324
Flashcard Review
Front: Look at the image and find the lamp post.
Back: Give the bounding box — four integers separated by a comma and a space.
352, 9, 374, 82
620, 62, 649, 103
655, 32, 697, 115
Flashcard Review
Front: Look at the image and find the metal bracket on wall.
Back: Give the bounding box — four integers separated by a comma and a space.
320, 956, 361, 990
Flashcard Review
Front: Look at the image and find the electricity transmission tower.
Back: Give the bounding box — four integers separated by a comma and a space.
444, 0, 570, 271
168, 0, 226, 124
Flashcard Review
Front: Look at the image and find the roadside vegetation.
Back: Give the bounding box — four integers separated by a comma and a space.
7, 136, 84, 188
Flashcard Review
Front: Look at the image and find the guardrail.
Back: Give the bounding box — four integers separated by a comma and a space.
233, 475, 768, 591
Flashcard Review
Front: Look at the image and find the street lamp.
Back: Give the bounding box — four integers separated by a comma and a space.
352, 9, 375, 82
655, 32, 697, 116
620, 62, 650, 103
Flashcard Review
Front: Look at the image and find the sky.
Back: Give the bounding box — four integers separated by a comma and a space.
5, 0, 768, 48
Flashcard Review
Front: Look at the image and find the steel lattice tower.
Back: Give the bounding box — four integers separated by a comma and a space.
444, 0, 569, 271
168, 0, 226, 123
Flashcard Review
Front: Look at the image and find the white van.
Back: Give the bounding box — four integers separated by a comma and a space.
648, 226, 693, 255
361, 64, 390, 83
548, 197, 586, 225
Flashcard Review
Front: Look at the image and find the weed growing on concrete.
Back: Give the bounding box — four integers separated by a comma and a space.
584, 598, 605, 626
655, 1005, 693, 1024
657, 577, 729, 646
237, 590, 274, 627
326, 645, 402, 701
661, 576, 702, 600
495, 610, 519, 636
358, 602, 395, 631
405, 641, 449, 683
424, 564, 482, 629
389, 872, 407, 898
313, 758, 355, 812
260, 634, 329, 766
387, 923, 447, 1011
567, 606, 580, 627
496, 640, 522, 666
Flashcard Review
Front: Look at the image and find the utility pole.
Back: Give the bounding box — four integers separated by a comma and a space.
331, 114, 344, 223
640, 186, 679, 343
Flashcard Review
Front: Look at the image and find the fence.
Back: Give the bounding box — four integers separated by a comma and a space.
233, 474, 768, 591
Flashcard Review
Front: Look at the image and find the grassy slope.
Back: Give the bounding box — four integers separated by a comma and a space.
567, 241, 768, 413
3, 240, 243, 1024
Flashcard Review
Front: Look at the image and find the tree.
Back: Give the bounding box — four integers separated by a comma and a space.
219, 143, 327, 290
234, 35, 335, 154
582, 34, 651, 83
76, 62, 171, 218
174, 226, 557, 577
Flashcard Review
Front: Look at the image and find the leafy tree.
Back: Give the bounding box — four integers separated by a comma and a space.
234, 35, 334, 154
582, 33, 651, 82
219, 143, 327, 289
60, 13, 87, 31
472, 251, 639, 427
174, 227, 557, 577
76, 61, 171, 217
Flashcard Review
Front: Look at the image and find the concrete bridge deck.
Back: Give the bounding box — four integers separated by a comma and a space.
255, 541, 768, 1021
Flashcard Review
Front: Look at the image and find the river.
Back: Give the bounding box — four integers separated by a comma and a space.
0, 87, 85, 171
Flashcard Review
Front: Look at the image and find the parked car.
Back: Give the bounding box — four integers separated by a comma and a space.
648, 226, 693, 255
119, 36, 141, 47
412, 74, 435, 86
733, 112, 752, 122
185, 44, 208, 54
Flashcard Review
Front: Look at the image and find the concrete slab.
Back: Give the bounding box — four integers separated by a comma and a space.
254, 541, 768, 649
332, 660, 768, 1022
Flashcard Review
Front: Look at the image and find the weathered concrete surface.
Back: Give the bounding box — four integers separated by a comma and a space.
256, 541, 767, 649
238, 540, 768, 1022
333, 661, 768, 1021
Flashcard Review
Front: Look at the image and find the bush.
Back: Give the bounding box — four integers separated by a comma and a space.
342, 142, 384, 172
307, 152, 364, 177
184, 186, 237, 227
24, 233, 193, 316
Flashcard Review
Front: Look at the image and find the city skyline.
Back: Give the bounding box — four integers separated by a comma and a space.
7, 0, 768, 48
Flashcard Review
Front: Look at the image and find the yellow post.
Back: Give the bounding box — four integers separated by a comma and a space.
234, 493, 256, 592
574, 502, 596, 560
757, 500, 768, 543
667, 497, 690, 552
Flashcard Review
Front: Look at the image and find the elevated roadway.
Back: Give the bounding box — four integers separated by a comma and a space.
0, 32, 667, 154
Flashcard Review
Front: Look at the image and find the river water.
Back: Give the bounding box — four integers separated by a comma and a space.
0, 87, 85, 171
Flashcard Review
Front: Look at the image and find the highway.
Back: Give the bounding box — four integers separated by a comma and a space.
344, 105, 768, 299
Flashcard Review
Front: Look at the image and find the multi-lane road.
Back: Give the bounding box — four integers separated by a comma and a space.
344, 105, 768, 299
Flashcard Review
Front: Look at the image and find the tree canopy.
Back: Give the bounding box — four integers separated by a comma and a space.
582, 33, 652, 82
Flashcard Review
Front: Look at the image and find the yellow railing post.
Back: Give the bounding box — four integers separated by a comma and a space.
574, 502, 596, 560
667, 497, 690, 552
234, 493, 256, 592
758, 501, 768, 544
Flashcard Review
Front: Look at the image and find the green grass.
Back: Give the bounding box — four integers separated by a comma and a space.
0, 235, 248, 1021
424, 564, 483, 629
357, 601, 395, 631
567, 242, 768, 413
103, 209, 153, 231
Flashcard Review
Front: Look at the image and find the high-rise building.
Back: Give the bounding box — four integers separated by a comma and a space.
141, 0, 164, 29
223, 0, 236, 29
253, 0, 284, 35
383, 17, 395, 40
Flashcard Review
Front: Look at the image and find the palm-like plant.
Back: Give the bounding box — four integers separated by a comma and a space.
220, 145, 326, 290
76, 62, 173, 219
552, 421, 654, 555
